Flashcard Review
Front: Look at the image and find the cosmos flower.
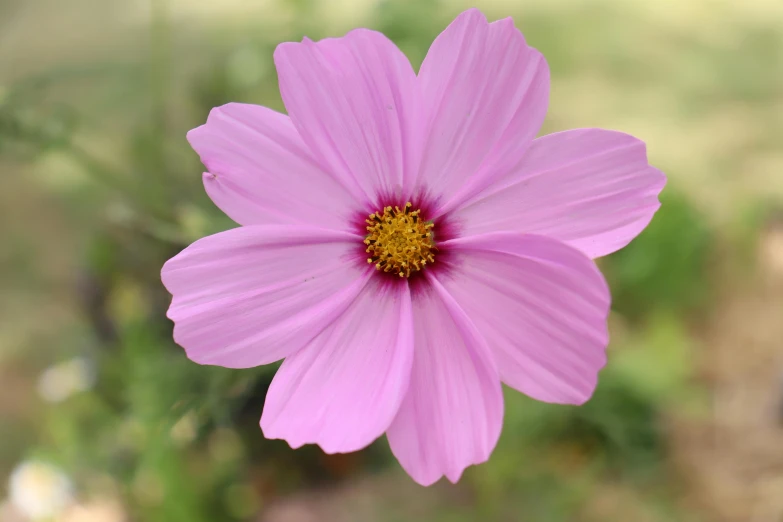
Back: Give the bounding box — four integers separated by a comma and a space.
162, 8, 665, 485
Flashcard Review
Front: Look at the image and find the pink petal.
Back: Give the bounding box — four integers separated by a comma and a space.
415, 8, 549, 210
274, 29, 420, 203
386, 274, 503, 486
452, 129, 667, 258
441, 232, 610, 405
187, 103, 357, 228
261, 281, 414, 454
161, 225, 368, 368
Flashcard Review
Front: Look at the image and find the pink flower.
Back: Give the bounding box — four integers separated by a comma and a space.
162, 8, 665, 486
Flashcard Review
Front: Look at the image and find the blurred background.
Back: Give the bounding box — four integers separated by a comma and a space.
1, 0, 782, 520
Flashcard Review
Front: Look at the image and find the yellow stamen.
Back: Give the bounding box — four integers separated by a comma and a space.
364, 202, 435, 278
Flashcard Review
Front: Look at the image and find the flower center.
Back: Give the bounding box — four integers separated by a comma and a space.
364, 203, 435, 278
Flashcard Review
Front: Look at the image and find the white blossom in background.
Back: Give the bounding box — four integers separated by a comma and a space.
37, 357, 96, 404
8, 461, 74, 520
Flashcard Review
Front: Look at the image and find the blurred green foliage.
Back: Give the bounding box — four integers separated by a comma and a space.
603, 188, 714, 323
465, 312, 700, 521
